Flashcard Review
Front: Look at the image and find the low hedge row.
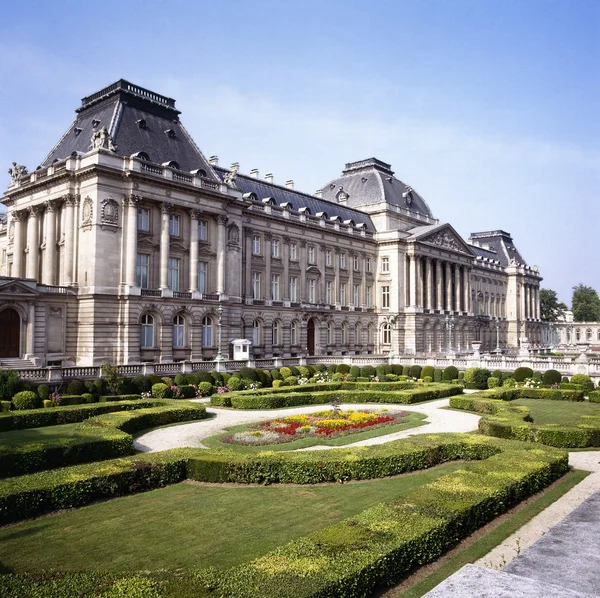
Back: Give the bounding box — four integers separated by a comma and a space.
450, 390, 600, 448
590, 391, 600, 403
0, 401, 206, 478
211, 383, 461, 409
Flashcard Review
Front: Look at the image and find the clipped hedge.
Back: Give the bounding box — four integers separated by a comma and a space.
590, 391, 600, 404
0, 401, 206, 478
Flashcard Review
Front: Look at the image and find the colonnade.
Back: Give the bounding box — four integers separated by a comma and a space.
406, 254, 471, 313
522, 282, 540, 320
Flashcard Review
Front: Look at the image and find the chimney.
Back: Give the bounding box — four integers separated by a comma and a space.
209, 155, 218, 166
250, 168, 259, 179
314, 189, 322, 198
285, 180, 294, 189
230, 162, 239, 170
265, 173, 274, 184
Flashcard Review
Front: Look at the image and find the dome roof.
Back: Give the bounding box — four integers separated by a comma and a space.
319, 158, 434, 219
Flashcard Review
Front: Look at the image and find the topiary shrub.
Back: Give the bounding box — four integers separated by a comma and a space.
492, 370, 503, 380
284, 376, 298, 386
271, 369, 282, 380
409, 365, 422, 379
570, 374, 594, 394
402, 366, 410, 376
132, 375, 151, 393
66, 379, 86, 396
376, 365, 387, 378
458, 371, 465, 381
421, 366, 434, 380
423, 376, 432, 384
533, 371, 542, 381
327, 364, 338, 375
503, 377, 517, 388
542, 369, 562, 386
390, 364, 403, 376
196, 371, 213, 384
161, 377, 173, 386
148, 374, 162, 386
331, 372, 345, 382
349, 366, 361, 379
279, 367, 293, 379
433, 369, 443, 383
227, 377, 243, 392
336, 364, 351, 375
514, 367, 534, 383
562, 376, 569, 383
239, 367, 258, 381
361, 365, 376, 378
198, 381, 214, 397
81, 393, 94, 403
178, 385, 197, 399
43, 399, 54, 408
273, 379, 283, 388
174, 374, 187, 387
443, 366, 458, 381
151, 383, 172, 399
487, 377, 500, 389
12, 391, 41, 410
37, 384, 50, 401
464, 368, 491, 390
0, 370, 20, 401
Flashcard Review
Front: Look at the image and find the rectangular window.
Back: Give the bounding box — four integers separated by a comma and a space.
353, 254, 359, 271
382, 285, 390, 308
1, 249, 6, 265
366, 257, 372, 272
325, 250, 332, 267
325, 280, 333, 304
308, 245, 315, 264
137, 208, 150, 231
173, 316, 185, 348
289, 276, 298, 302
340, 282, 346, 306
289, 242, 297, 261
252, 235, 261, 255
168, 258, 180, 291
271, 239, 280, 258
136, 254, 149, 288
381, 256, 390, 273
252, 272, 261, 299
198, 261, 208, 293
271, 274, 280, 300
339, 252, 346, 269
169, 214, 180, 236
366, 285, 373, 308
353, 284, 360, 307
308, 279, 316, 303
198, 219, 208, 241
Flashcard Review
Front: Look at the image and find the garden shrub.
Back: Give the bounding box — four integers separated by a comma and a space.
81, 393, 94, 403
227, 377, 243, 392
313, 364, 327, 373
12, 391, 41, 411
492, 369, 503, 380
562, 376, 569, 383
289, 366, 300, 376
487, 377, 500, 389
161, 377, 173, 386
284, 376, 298, 386
297, 366, 312, 379
198, 382, 214, 397
391, 364, 403, 376
349, 366, 361, 378
211, 371, 224, 386
151, 383, 172, 399
148, 374, 162, 386
0, 401, 11, 412
421, 366, 434, 379
270, 369, 282, 380
99, 395, 142, 402
442, 366, 458, 381
174, 374, 187, 387
423, 376, 432, 383
570, 374, 594, 394
132, 375, 152, 393
464, 368, 491, 390
279, 367, 293, 379
590, 391, 600, 404
102, 363, 125, 395
178, 385, 197, 399
514, 367, 534, 382
360, 365, 375, 378
335, 363, 350, 375
37, 384, 50, 401
327, 364, 338, 375
255, 369, 269, 386
542, 369, 562, 386
503, 377, 517, 388
272, 380, 283, 388
458, 371, 464, 381
43, 400, 54, 408
239, 367, 258, 381
533, 371, 542, 381
409, 365, 422, 379
0, 370, 20, 401
198, 371, 215, 384
331, 373, 345, 382
433, 368, 443, 382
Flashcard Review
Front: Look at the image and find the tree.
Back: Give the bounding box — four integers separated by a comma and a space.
539, 288, 567, 322
572, 284, 600, 322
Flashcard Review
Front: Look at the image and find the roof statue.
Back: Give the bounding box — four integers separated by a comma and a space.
402, 185, 413, 206
223, 163, 239, 187
8, 162, 27, 182
90, 126, 116, 152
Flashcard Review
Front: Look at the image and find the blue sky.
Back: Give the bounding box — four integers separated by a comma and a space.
1, 0, 598, 305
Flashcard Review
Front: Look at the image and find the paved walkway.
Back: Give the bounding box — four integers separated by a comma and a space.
133, 398, 481, 452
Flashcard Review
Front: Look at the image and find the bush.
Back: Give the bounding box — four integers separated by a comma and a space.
503, 377, 517, 388
43, 400, 54, 408
421, 366, 434, 379
161, 377, 173, 386
272, 379, 283, 388
151, 383, 172, 399
487, 377, 500, 389
197, 371, 214, 384
174, 374, 187, 387
458, 371, 465, 381
227, 377, 243, 392
131, 375, 151, 393
570, 374, 594, 394
211, 371, 224, 386
433, 368, 443, 383
443, 366, 458, 381
279, 367, 293, 379
198, 381, 214, 397
360, 365, 376, 378
533, 371, 542, 381
542, 369, 562, 386
423, 376, 432, 383
336, 364, 351, 375
0, 401, 11, 412
178, 385, 197, 399
270, 369, 282, 380
514, 367, 534, 383
327, 364, 337, 375
349, 366, 361, 379
590, 391, 600, 404
239, 367, 258, 381
12, 391, 41, 411
81, 393, 94, 403
0, 370, 20, 401
562, 376, 569, 383
390, 364, 403, 376
36, 384, 50, 401
256, 369, 270, 386
408, 365, 422, 379
492, 369, 503, 380
102, 363, 125, 395
464, 368, 491, 390
148, 374, 162, 386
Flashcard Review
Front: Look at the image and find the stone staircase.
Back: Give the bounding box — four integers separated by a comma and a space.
0, 358, 36, 370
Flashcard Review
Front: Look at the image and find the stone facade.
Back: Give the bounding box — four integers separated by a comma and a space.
0, 80, 543, 365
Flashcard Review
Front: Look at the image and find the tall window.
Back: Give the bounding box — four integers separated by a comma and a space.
325, 250, 332, 267
366, 285, 373, 308
341, 323, 348, 345
271, 274, 280, 300
339, 252, 346, 269
271, 239, 280, 258
169, 214, 180, 236
137, 208, 150, 231
198, 220, 208, 241
168, 258, 180, 291
327, 323, 334, 345
367, 325, 374, 345
576, 328, 581, 342
202, 316, 213, 346
382, 323, 391, 344
308, 278, 316, 303
325, 281, 333, 304
141, 314, 154, 348
340, 282, 346, 306
353, 254, 359, 271
366, 257, 372, 272
308, 245, 315, 264
587, 328, 592, 341
272, 321, 281, 345
252, 235, 261, 255
289, 242, 297, 261
353, 284, 360, 307
382, 285, 390, 308
173, 314, 185, 348
289, 276, 298, 302
198, 261, 208, 293
252, 272, 261, 299
136, 254, 149, 288
252, 320, 261, 345
381, 256, 390, 273
290, 321, 298, 345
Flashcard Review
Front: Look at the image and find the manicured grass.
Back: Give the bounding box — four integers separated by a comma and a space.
0, 461, 466, 573
512, 399, 600, 426
201, 409, 427, 452
0, 422, 87, 447
392, 468, 590, 598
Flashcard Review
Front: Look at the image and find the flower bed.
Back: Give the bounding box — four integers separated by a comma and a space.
223, 409, 406, 446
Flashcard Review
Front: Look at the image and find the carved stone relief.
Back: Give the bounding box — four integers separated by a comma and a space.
101, 198, 119, 226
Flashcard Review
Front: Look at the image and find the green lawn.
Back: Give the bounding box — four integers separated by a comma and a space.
0, 422, 85, 447
0, 461, 465, 573
512, 399, 600, 425
201, 410, 427, 452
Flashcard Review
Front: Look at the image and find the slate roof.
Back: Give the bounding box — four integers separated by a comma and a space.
213, 167, 375, 231
40, 80, 218, 179
468, 230, 528, 267
319, 158, 434, 218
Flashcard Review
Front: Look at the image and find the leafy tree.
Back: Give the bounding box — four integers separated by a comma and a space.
539, 288, 567, 322
572, 284, 600, 322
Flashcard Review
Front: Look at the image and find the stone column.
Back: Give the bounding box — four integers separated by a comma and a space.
283, 237, 291, 300
445, 262, 452, 311
12, 210, 25, 278
189, 210, 200, 292
361, 252, 367, 307
520, 282, 526, 321
264, 232, 272, 300
26, 301, 35, 356
42, 200, 58, 285
318, 244, 326, 302
300, 241, 307, 301
454, 264, 461, 312
348, 251, 355, 307
408, 254, 417, 307
426, 257, 433, 310
244, 228, 253, 299
535, 287, 540, 320
215, 214, 228, 295
159, 203, 171, 290
26, 206, 41, 280
465, 268, 472, 313
436, 259, 443, 310
63, 196, 76, 285
124, 196, 139, 286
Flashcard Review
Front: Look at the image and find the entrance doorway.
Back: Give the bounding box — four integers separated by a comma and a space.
307, 318, 315, 355
0, 308, 20, 358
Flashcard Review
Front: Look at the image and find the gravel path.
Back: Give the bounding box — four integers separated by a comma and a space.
133, 398, 481, 452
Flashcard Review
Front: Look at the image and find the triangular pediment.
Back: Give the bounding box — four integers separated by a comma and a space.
0, 278, 39, 297
413, 224, 475, 256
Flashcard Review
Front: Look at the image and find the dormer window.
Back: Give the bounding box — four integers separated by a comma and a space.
242, 192, 258, 202
165, 129, 176, 138
298, 207, 311, 215
336, 187, 349, 203
92, 119, 100, 128
163, 160, 180, 170
261, 197, 276, 206
132, 151, 150, 161
74, 127, 82, 136
136, 119, 147, 130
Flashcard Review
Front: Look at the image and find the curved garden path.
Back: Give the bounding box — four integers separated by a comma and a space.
133, 397, 481, 453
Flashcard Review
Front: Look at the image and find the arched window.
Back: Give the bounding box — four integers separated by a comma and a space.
202, 316, 213, 347
290, 321, 298, 346
382, 323, 391, 345
141, 314, 154, 348
576, 328, 581, 342
252, 320, 261, 345
327, 323, 334, 345
272, 320, 281, 346
586, 328, 592, 341
173, 314, 185, 348
341, 323, 348, 345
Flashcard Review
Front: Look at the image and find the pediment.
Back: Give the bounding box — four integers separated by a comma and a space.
306, 265, 322, 276
417, 226, 474, 256
0, 279, 39, 297
198, 246, 217, 257
138, 237, 159, 249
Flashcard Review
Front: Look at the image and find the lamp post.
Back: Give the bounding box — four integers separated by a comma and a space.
385, 313, 399, 359
494, 317, 501, 353
445, 315, 455, 354
214, 304, 224, 363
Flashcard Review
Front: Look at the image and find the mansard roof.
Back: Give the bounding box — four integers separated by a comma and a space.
40, 80, 218, 179
213, 167, 375, 231
319, 158, 434, 218
468, 230, 528, 267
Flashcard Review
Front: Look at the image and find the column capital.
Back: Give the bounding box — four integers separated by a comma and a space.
161, 202, 173, 215
12, 209, 27, 222
44, 199, 60, 212
123, 194, 141, 207
28, 205, 43, 218
282, 235, 291, 245
63, 193, 77, 207
244, 227, 254, 238
189, 209, 203, 221
300, 240, 307, 248
214, 214, 229, 226
264, 231, 272, 241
